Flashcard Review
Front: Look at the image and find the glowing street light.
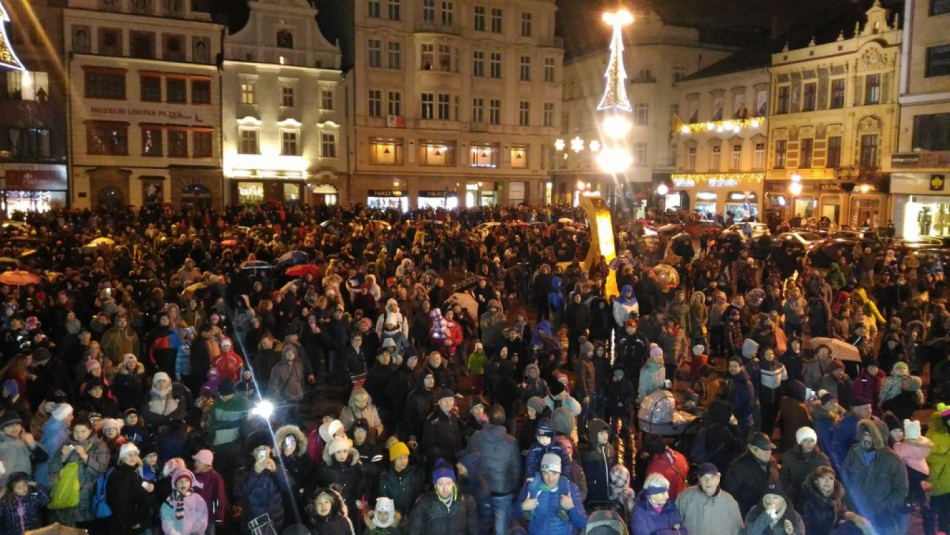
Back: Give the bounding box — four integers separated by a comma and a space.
657, 184, 669, 196
602, 115, 631, 139
596, 148, 633, 174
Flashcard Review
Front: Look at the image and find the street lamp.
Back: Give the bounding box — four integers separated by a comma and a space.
657, 184, 669, 196
789, 172, 802, 196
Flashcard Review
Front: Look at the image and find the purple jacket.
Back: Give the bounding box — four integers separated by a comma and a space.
192, 470, 227, 524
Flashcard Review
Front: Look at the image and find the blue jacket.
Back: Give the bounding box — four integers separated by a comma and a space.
467, 424, 522, 495
630, 492, 688, 535
35, 418, 70, 487
235, 468, 285, 530
0, 483, 50, 535
515, 474, 587, 535
525, 442, 571, 482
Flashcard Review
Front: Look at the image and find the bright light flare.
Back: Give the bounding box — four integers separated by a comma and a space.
597, 148, 632, 174
657, 184, 669, 196
554, 138, 565, 151
602, 115, 631, 139
603, 10, 634, 25
789, 182, 803, 196
252, 399, 275, 419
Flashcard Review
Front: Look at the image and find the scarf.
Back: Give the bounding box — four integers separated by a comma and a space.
148, 384, 179, 416
173, 490, 189, 520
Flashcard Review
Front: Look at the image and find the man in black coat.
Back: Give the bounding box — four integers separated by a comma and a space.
403, 367, 436, 446
721, 432, 782, 517
408, 460, 480, 535
421, 388, 462, 468
27, 347, 71, 404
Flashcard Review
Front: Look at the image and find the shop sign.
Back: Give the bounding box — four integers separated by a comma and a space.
2, 164, 68, 190
708, 178, 738, 187
931, 174, 946, 191
765, 180, 843, 194
367, 190, 405, 197
89, 104, 211, 124
672, 178, 696, 187
419, 190, 450, 197
819, 183, 842, 192
891, 152, 950, 169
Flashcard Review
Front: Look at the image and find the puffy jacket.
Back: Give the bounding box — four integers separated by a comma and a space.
525, 442, 571, 480
799, 471, 851, 535
0, 482, 49, 534
842, 419, 908, 519
275, 425, 315, 503
467, 423, 521, 495
630, 491, 687, 535
579, 419, 615, 503
106, 463, 154, 532
778, 445, 830, 506
721, 451, 780, 518
515, 474, 588, 535
926, 411, 950, 497
234, 467, 285, 531
422, 410, 462, 466
645, 449, 691, 501
407, 489, 480, 535
315, 447, 365, 517
378, 464, 425, 514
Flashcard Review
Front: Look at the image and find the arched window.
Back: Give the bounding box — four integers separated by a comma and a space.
181, 183, 212, 210
97, 187, 124, 211
276, 30, 294, 49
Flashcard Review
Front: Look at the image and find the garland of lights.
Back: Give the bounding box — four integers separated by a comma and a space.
679, 117, 764, 135
0, 0, 24, 72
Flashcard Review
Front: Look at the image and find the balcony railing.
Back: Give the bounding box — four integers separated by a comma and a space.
414, 21, 462, 36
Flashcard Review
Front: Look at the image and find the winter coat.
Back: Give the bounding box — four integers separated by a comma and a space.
722, 451, 781, 518
35, 417, 70, 487
842, 419, 908, 520
467, 423, 522, 495
407, 489, 480, 535
421, 409, 463, 465
524, 442, 572, 481
48, 437, 109, 525
645, 449, 691, 501
579, 422, 616, 502
112, 362, 148, 411
799, 471, 852, 535
574, 355, 595, 400
192, 469, 227, 526
141, 382, 189, 430
676, 485, 743, 535
743, 503, 804, 535
630, 492, 687, 535
378, 464, 425, 514
515, 474, 588, 535
926, 411, 950, 497
726, 369, 758, 423
316, 447, 365, 515
778, 445, 830, 506
268, 358, 307, 402
0, 483, 50, 534
209, 394, 250, 448
234, 467, 285, 532
403, 384, 434, 443
364, 510, 404, 535
275, 425, 315, 504
160, 490, 209, 535
638, 362, 665, 402
777, 396, 814, 451
106, 462, 154, 532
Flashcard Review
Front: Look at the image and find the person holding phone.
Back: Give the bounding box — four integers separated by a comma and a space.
106, 443, 155, 534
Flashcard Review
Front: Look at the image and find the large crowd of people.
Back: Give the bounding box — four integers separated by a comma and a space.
0, 201, 948, 535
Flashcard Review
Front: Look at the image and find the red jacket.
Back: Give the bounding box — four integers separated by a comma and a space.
852, 368, 885, 415
645, 448, 691, 500
212, 351, 243, 383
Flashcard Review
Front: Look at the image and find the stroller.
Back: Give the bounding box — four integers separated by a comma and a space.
585, 507, 629, 535
637, 390, 697, 436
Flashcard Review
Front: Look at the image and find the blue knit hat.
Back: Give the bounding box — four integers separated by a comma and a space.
1, 379, 17, 398
431, 458, 456, 485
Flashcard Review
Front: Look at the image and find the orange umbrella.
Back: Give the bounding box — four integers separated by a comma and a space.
285, 264, 320, 277
0, 270, 40, 286
220, 239, 237, 247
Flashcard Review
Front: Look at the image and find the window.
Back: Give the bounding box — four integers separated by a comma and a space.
85, 70, 125, 100
472, 51, 485, 77
388, 41, 401, 69
421, 44, 434, 70
472, 98, 484, 122
421, 93, 434, 119
241, 82, 255, 104
774, 139, 787, 168
933, 0, 950, 15
192, 79, 211, 105
859, 134, 878, 168
421, 142, 454, 166
5, 71, 49, 101
519, 101, 530, 126
281, 85, 295, 107
803, 82, 817, 111
168, 130, 187, 157
753, 142, 765, 169
776, 86, 789, 114
521, 12, 532, 36
388, 0, 401, 21
321, 89, 334, 110
865, 74, 881, 104
490, 52, 502, 78
510, 145, 527, 168
281, 130, 298, 156
98, 28, 122, 56
800, 138, 814, 168
673, 67, 686, 82
438, 44, 451, 71
731, 144, 742, 170
470, 144, 497, 168
830, 79, 845, 108
388, 91, 401, 116
438, 93, 450, 119
422, 0, 435, 22
926, 45, 950, 77
827, 136, 842, 168
142, 127, 163, 156
276, 29, 293, 49
193, 130, 212, 157
370, 139, 403, 164
163, 34, 185, 61
140, 75, 161, 102
710, 145, 721, 170
86, 122, 128, 155
322, 133, 337, 157
489, 99, 501, 125
368, 0, 380, 18
519, 56, 531, 81
491, 8, 503, 33
130, 31, 155, 59
633, 143, 647, 166
130, 0, 153, 15
163, 0, 184, 16
368, 89, 382, 117
633, 102, 649, 125
368, 39, 382, 68
474, 6, 485, 31
166, 78, 186, 103
543, 102, 554, 127
442, 1, 453, 24
239, 129, 259, 154
544, 57, 555, 82
686, 147, 697, 170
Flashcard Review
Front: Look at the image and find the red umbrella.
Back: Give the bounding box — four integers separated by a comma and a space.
285, 264, 320, 277
220, 239, 237, 247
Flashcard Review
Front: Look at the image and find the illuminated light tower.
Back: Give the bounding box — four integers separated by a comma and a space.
596, 9, 634, 176
0, 1, 24, 72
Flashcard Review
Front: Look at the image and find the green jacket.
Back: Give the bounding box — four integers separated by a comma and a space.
927, 412, 950, 497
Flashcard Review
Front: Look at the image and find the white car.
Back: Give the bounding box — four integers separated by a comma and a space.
726, 222, 770, 240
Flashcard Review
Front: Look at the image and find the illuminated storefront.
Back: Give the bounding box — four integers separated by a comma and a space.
418, 190, 459, 210
667, 173, 764, 220
367, 189, 408, 211
891, 171, 950, 238
2, 164, 68, 216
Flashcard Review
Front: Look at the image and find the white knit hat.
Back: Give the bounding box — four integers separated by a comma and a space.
153, 371, 171, 384
692, 345, 705, 355
796, 426, 818, 445
119, 442, 139, 460
51, 403, 73, 421
904, 419, 922, 441
326, 436, 351, 458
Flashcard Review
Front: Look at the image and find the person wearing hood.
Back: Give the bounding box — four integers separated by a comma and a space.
305, 487, 355, 535
112, 353, 148, 412
340, 387, 384, 439
479, 299, 507, 359
612, 285, 639, 332
377, 298, 409, 339
563, 292, 590, 367
742, 482, 805, 535
268, 345, 308, 423
776, 380, 813, 452
878, 334, 907, 376
403, 368, 436, 448
842, 419, 908, 534
827, 263, 846, 292
630, 473, 686, 535
315, 436, 365, 519
365, 346, 395, 428
33, 403, 72, 488
275, 425, 315, 513
726, 357, 758, 442
818, 360, 853, 412
723, 432, 782, 518
676, 463, 743, 535
642, 433, 690, 501
579, 419, 615, 503
616, 319, 650, 386
779, 427, 830, 507
212, 337, 243, 384
638, 345, 666, 402
799, 465, 869, 535
880, 361, 924, 421
365, 496, 402, 535
588, 297, 613, 344
851, 361, 885, 417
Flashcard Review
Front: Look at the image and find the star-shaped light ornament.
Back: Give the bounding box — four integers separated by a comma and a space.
570, 137, 585, 153
554, 138, 565, 151
589, 140, 601, 152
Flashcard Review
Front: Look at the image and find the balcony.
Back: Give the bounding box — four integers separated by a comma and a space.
414, 21, 462, 36
630, 75, 657, 84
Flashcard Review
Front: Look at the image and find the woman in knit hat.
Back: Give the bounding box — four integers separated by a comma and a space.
778, 426, 830, 507
106, 443, 156, 534
378, 441, 424, 514
160, 469, 208, 535
880, 361, 925, 421
306, 487, 355, 535
892, 418, 934, 534
112, 353, 148, 413
99, 417, 127, 460
315, 436, 365, 521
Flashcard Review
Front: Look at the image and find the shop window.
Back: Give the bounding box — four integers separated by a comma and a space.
284, 184, 300, 202
912, 113, 950, 151
166, 78, 186, 103
163, 34, 186, 61
370, 139, 403, 165
800, 138, 814, 168
321, 133, 337, 158
471, 144, 498, 168
237, 182, 264, 205
130, 31, 155, 59
97, 187, 124, 210
926, 45, 950, 77
193, 130, 213, 158
87, 122, 128, 155
142, 179, 163, 207
192, 79, 211, 104
510, 145, 527, 168
140, 75, 161, 102
276, 30, 294, 49
85, 70, 126, 100
142, 127, 163, 156
8, 128, 51, 159
5, 71, 49, 101
181, 184, 212, 210
827, 136, 842, 168
420, 142, 455, 166
859, 134, 878, 168
168, 130, 188, 157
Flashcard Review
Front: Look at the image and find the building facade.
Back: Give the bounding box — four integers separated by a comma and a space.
887, 0, 950, 238
673, 65, 770, 222
64, 0, 224, 210
1, 0, 68, 217
765, 1, 901, 229
222, 0, 345, 206
349, 0, 563, 209
552, 8, 734, 214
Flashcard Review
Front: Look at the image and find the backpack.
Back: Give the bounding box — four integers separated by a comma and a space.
93, 467, 115, 519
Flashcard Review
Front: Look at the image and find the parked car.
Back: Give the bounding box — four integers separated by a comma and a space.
726, 222, 771, 240
772, 231, 823, 264
708, 231, 747, 263
806, 237, 884, 269
683, 220, 723, 238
